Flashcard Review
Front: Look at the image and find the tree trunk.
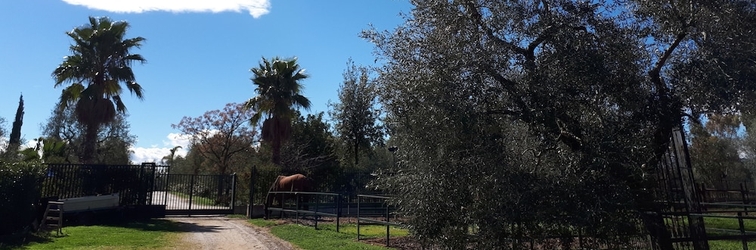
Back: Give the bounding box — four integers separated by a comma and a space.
354, 141, 359, 165
82, 122, 99, 164
216, 165, 227, 205
272, 138, 281, 165
641, 209, 674, 250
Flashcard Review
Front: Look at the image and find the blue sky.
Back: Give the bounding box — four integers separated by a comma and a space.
0, 0, 412, 163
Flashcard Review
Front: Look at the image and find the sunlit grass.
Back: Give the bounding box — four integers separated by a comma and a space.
7, 219, 186, 250
247, 219, 409, 249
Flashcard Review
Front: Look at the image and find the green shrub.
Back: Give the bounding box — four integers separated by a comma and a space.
0, 161, 46, 236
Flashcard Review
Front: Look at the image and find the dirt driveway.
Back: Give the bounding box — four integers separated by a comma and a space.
168, 216, 296, 250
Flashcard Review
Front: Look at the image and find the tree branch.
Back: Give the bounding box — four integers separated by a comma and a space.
481, 66, 532, 121
462, 0, 527, 55
650, 32, 687, 94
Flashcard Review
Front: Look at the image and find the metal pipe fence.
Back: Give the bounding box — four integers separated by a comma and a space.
356, 194, 400, 247
265, 191, 343, 231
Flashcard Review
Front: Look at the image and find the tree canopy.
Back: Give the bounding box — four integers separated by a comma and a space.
173, 102, 257, 175
329, 60, 384, 165
364, 0, 756, 248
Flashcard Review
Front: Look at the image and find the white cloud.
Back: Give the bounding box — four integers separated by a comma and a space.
61, 0, 271, 18
130, 133, 191, 164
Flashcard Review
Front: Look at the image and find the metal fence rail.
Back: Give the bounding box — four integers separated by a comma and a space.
356, 194, 400, 247
266, 191, 342, 230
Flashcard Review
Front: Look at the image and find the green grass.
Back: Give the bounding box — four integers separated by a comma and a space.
271, 224, 390, 250
702, 216, 756, 248
248, 218, 281, 228
5, 219, 186, 250
317, 223, 409, 238
704, 216, 756, 231
248, 219, 410, 250
708, 240, 756, 249
170, 192, 215, 206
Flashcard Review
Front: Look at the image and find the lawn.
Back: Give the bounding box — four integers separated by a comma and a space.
703, 215, 756, 248
248, 218, 410, 250
3, 219, 187, 250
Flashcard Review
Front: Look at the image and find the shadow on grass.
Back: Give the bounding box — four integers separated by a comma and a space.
0, 217, 223, 250
100, 218, 223, 233
0, 231, 56, 250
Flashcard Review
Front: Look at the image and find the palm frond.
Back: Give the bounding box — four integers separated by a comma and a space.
292, 94, 312, 110
58, 83, 85, 110
112, 95, 127, 113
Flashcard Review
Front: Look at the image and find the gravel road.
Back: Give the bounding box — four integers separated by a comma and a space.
168, 216, 296, 250
152, 191, 230, 210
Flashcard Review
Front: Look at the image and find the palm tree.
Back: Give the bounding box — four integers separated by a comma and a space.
52, 16, 146, 164
162, 145, 183, 166
245, 57, 311, 164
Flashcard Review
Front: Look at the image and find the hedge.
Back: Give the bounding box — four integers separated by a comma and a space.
0, 161, 46, 236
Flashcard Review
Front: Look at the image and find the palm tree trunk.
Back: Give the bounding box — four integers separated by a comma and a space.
82, 122, 98, 164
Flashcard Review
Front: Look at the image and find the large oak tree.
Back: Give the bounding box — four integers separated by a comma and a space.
365, 0, 756, 248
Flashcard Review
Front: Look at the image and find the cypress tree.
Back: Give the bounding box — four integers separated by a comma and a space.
8, 94, 24, 150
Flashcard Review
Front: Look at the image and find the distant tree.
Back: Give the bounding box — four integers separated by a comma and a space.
0, 117, 6, 141
95, 114, 135, 165
244, 57, 311, 165
689, 114, 750, 189
161, 146, 183, 166
52, 16, 146, 163
329, 60, 384, 165
41, 105, 136, 164
7, 94, 24, 153
173, 103, 257, 175
39, 138, 70, 163
280, 111, 340, 189
0, 117, 6, 157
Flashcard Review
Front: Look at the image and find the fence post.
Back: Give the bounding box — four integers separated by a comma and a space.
296, 192, 300, 225
337, 194, 341, 233
742, 183, 749, 215
739, 212, 748, 250
386, 200, 390, 247
357, 195, 361, 241
231, 173, 237, 213
248, 165, 255, 219
315, 194, 319, 230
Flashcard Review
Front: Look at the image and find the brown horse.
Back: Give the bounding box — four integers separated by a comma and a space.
264, 174, 314, 218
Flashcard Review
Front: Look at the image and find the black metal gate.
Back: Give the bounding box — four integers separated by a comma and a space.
152, 172, 237, 215
650, 127, 709, 250
42, 163, 158, 206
